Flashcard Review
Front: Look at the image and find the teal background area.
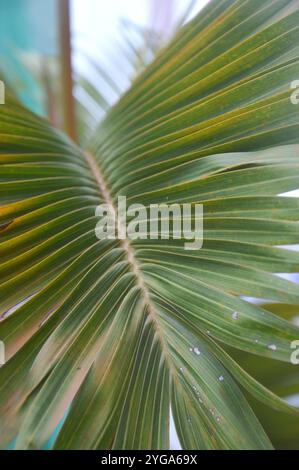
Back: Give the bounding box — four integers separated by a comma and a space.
0, 0, 59, 114
8, 411, 68, 450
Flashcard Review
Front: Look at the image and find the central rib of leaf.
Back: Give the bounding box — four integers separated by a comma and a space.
84, 150, 167, 351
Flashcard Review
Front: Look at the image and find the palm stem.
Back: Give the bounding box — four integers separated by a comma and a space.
59, 0, 77, 142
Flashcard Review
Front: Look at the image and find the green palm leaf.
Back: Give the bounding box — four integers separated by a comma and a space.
1, 0, 299, 450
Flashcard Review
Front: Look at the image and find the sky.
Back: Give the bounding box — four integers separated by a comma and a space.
71, 0, 210, 102
72, 0, 210, 52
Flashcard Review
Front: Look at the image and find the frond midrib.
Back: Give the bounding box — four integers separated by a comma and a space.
83, 150, 170, 359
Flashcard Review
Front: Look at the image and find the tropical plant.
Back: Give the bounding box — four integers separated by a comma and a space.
1, 0, 299, 450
